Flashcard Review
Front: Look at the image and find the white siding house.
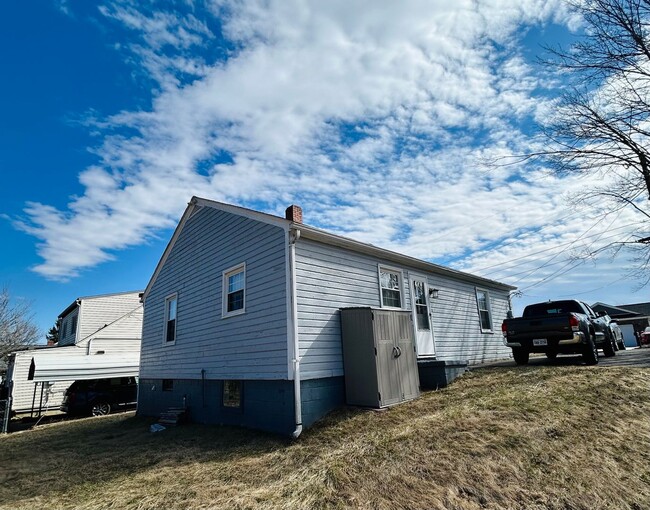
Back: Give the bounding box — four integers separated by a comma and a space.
5, 291, 143, 414
138, 197, 516, 436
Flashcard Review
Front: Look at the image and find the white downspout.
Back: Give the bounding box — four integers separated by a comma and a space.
289, 228, 302, 438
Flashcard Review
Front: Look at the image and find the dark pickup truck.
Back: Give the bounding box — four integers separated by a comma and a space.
501, 300, 617, 365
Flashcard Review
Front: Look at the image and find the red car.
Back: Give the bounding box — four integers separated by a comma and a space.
641, 327, 650, 346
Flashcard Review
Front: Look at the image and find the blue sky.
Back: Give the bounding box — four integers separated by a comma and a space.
1, 1, 647, 338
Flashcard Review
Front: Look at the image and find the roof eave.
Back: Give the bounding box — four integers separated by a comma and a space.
58, 299, 80, 320
294, 224, 517, 292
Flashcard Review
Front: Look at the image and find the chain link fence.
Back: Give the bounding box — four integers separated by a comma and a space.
0, 398, 11, 433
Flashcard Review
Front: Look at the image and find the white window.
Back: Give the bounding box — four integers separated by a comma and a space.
223, 263, 246, 317
164, 294, 178, 344
379, 266, 403, 308
475, 288, 493, 332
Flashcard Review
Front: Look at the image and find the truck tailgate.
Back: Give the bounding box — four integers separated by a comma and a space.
504, 315, 574, 343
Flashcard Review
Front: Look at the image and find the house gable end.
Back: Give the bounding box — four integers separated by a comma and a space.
139, 204, 289, 380
143, 196, 290, 301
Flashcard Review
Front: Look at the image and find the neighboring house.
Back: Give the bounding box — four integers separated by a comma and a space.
592, 301, 650, 347
138, 197, 516, 436
5, 291, 143, 415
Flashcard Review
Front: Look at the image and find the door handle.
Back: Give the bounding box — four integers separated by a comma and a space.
393, 346, 402, 358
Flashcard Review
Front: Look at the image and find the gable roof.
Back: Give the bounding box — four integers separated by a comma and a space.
617, 302, 650, 316
142, 196, 516, 300
591, 302, 649, 318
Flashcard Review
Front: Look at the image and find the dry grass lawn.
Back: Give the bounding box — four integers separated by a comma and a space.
1, 365, 649, 510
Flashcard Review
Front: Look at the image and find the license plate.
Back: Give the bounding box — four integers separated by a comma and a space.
533, 338, 548, 346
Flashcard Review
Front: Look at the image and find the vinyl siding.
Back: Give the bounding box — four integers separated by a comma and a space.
295, 238, 512, 380
57, 308, 79, 346
77, 293, 142, 342
140, 207, 288, 380
76, 305, 143, 348
86, 338, 142, 355
424, 279, 511, 363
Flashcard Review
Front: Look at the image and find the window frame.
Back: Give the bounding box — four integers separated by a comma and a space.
475, 288, 494, 333
222, 263, 246, 318
222, 380, 243, 410
163, 293, 178, 346
378, 265, 405, 310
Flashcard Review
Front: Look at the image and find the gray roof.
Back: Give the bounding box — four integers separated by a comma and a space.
144, 196, 516, 299
617, 302, 650, 316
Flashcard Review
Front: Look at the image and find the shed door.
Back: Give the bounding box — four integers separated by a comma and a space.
410, 276, 435, 357
373, 312, 403, 407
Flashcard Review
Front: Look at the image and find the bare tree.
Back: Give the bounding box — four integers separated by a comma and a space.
540, 0, 650, 204
529, 0, 650, 280
0, 287, 40, 371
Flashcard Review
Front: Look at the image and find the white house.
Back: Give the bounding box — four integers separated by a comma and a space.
5, 291, 143, 415
137, 197, 515, 436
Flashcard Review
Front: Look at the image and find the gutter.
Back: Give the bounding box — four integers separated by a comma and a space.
289, 227, 303, 439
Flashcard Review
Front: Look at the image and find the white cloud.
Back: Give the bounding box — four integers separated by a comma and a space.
18, 0, 647, 305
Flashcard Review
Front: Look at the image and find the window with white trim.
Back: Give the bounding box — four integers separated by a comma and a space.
223, 263, 246, 317
475, 288, 493, 332
164, 294, 178, 344
379, 266, 403, 308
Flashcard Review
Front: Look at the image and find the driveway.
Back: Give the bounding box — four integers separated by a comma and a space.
472, 346, 650, 370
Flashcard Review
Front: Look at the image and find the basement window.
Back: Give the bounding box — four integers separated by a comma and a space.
222, 380, 242, 408
162, 379, 174, 392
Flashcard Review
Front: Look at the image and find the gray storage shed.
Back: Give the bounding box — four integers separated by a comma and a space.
340, 308, 420, 408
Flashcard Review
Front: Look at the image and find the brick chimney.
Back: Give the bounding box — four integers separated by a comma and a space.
285, 205, 303, 223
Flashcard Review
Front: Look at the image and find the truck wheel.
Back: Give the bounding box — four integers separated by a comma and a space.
603, 333, 616, 358
582, 335, 599, 365
513, 348, 529, 365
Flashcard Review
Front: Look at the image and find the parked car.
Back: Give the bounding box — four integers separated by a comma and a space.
641, 327, 650, 346
502, 299, 615, 365
61, 377, 137, 416
608, 320, 625, 350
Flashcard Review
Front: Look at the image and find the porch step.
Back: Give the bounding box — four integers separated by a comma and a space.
158, 407, 187, 426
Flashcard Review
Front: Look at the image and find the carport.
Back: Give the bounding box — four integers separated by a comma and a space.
28, 355, 139, 417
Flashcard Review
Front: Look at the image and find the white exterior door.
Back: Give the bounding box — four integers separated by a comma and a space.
410, 275, 435, 357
